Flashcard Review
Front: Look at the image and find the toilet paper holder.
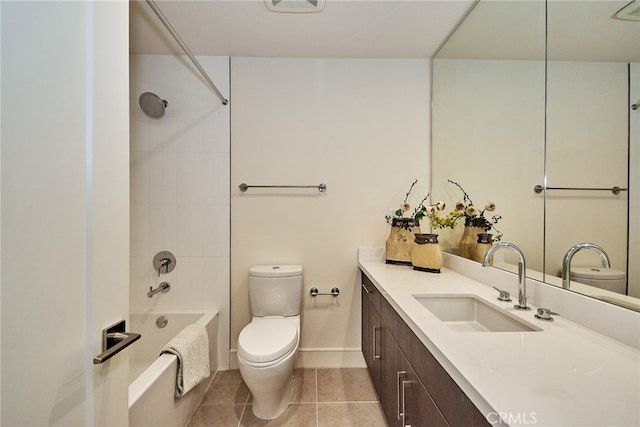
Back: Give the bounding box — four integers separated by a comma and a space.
310, 287, 340, 297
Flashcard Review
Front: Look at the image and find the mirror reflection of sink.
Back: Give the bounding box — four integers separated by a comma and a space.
413, 295, 541, 332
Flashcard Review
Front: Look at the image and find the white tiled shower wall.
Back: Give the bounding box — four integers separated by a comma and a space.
129, 55, 230, 368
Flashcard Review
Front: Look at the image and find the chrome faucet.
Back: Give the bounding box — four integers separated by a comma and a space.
147, 281, 171, 298
483, 242, 530, 311
561, 242, 611, 290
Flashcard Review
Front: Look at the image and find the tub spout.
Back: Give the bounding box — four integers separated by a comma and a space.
148, 281, 171, 298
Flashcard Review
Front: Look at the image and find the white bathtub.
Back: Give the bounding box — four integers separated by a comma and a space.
129, 310, 218, 427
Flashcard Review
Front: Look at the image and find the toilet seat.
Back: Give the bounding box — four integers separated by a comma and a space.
238, 318, 298, 364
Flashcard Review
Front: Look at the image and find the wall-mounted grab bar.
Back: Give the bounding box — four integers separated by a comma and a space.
93, 320, 141, 364
310, 287, 340, 297
239, 183, 327, 193
534, 184, 628, 195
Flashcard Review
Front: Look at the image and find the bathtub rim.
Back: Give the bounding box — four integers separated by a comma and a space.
128, 309, 218, 408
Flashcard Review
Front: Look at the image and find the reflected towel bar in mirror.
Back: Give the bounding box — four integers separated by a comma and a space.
534, 185, 628, 195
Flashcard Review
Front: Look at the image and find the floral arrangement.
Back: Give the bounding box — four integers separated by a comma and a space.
448, 179, 503, 241
385, 179, 452, 231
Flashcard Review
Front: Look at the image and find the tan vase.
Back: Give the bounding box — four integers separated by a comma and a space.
472, 233, 494, 264
411, 233, 443, 273
459, 225, 485, 259
385, 218, 420, 265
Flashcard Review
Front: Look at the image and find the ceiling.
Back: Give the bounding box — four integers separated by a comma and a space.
437, 0, 640, 62
129, 0, 475, 58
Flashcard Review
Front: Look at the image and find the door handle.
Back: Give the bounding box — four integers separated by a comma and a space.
93, 320, 141, 365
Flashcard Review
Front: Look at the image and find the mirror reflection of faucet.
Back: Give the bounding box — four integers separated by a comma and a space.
561, 243, 612, 290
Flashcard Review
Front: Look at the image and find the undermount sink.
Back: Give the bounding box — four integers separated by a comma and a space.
413, 295, 541, 332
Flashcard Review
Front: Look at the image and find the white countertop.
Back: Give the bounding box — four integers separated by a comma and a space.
359, 250, 640, 427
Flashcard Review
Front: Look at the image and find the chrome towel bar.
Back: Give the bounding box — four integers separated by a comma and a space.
239, 183, 327, 193
310, 287, 340, 297
534, 184, 628, 195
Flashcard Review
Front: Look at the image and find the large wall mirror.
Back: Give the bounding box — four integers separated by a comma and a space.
432, 0, 640, 311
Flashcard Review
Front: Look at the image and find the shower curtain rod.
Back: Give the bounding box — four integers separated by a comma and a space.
145, 0, 229, 106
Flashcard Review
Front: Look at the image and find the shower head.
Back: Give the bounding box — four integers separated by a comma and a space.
139, 92, 168, 118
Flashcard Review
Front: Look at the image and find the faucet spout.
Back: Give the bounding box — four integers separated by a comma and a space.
483, 242, 530, 311
147, 281, 171, 298
561, 242, 611, 290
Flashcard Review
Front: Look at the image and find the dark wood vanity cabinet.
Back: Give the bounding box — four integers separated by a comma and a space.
361, 271, 490, 427
361, 274, 382, 393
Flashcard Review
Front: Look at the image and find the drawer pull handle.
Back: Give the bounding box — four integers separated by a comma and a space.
372, 326, 381, 360
396, 370, 406, 420
401, 380, 413, 427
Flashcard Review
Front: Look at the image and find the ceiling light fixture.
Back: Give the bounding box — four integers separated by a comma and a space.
264, 0, 325, 13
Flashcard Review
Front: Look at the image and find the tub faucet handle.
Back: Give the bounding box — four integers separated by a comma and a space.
492, 286, 511, 302
158, 258, 171, 276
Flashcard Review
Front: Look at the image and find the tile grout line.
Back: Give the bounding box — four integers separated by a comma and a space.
236, 382, 251, 427
315, 368, 319, 427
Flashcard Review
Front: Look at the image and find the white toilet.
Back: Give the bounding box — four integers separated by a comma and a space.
570, 266, 626, 294
237, 265, 303, 420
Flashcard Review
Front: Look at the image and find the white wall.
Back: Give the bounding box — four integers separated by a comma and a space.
545, 61, 629, 278
230, 58, 430, 367
432, 59, 546, 268
432, 59, 631, 291
2, 1, 130, 425
129, 54, 231, 369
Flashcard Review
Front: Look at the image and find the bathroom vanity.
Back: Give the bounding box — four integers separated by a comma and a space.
359, 249, 640, 426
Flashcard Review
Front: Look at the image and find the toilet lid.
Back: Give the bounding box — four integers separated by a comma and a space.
238, 319, 297, 363
570, 267, 626, 280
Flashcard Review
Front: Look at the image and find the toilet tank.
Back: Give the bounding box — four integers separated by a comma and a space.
249, 265, 303, 317
570, 267, 626, 294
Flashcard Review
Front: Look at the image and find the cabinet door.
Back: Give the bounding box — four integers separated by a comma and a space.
402, 368, 448, 427
380, 326, 405, 427
382, 326, 448, 427
362, 285, 382, 394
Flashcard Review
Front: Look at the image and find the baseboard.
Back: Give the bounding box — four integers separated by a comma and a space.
228, 348, 366, 370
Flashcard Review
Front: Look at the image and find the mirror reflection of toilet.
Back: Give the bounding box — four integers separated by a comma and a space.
570, 267, 626, 294
237, 265, 303, 420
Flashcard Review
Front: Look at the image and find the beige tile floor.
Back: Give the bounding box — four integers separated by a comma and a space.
188, 368, 388, 427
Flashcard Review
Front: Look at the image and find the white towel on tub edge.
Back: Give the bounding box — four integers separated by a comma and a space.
160, 324, 210, 398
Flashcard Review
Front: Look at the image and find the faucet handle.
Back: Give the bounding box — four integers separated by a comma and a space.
492, 286, 512, 302
535, 307, 559, 321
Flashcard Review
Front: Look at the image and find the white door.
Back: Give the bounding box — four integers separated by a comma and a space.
1, 1, 131, 425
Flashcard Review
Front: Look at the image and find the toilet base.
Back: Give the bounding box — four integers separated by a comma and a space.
251, 373, 293, 420
237, 347, 297, 420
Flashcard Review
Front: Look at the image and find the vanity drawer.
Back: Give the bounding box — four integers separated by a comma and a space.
361, 272, 381, 314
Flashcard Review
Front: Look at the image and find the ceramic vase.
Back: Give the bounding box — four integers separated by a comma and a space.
459, 218, 488, 259
411, 233, 443, 273
385, 218, 420, 265
472, 233, 494, 264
